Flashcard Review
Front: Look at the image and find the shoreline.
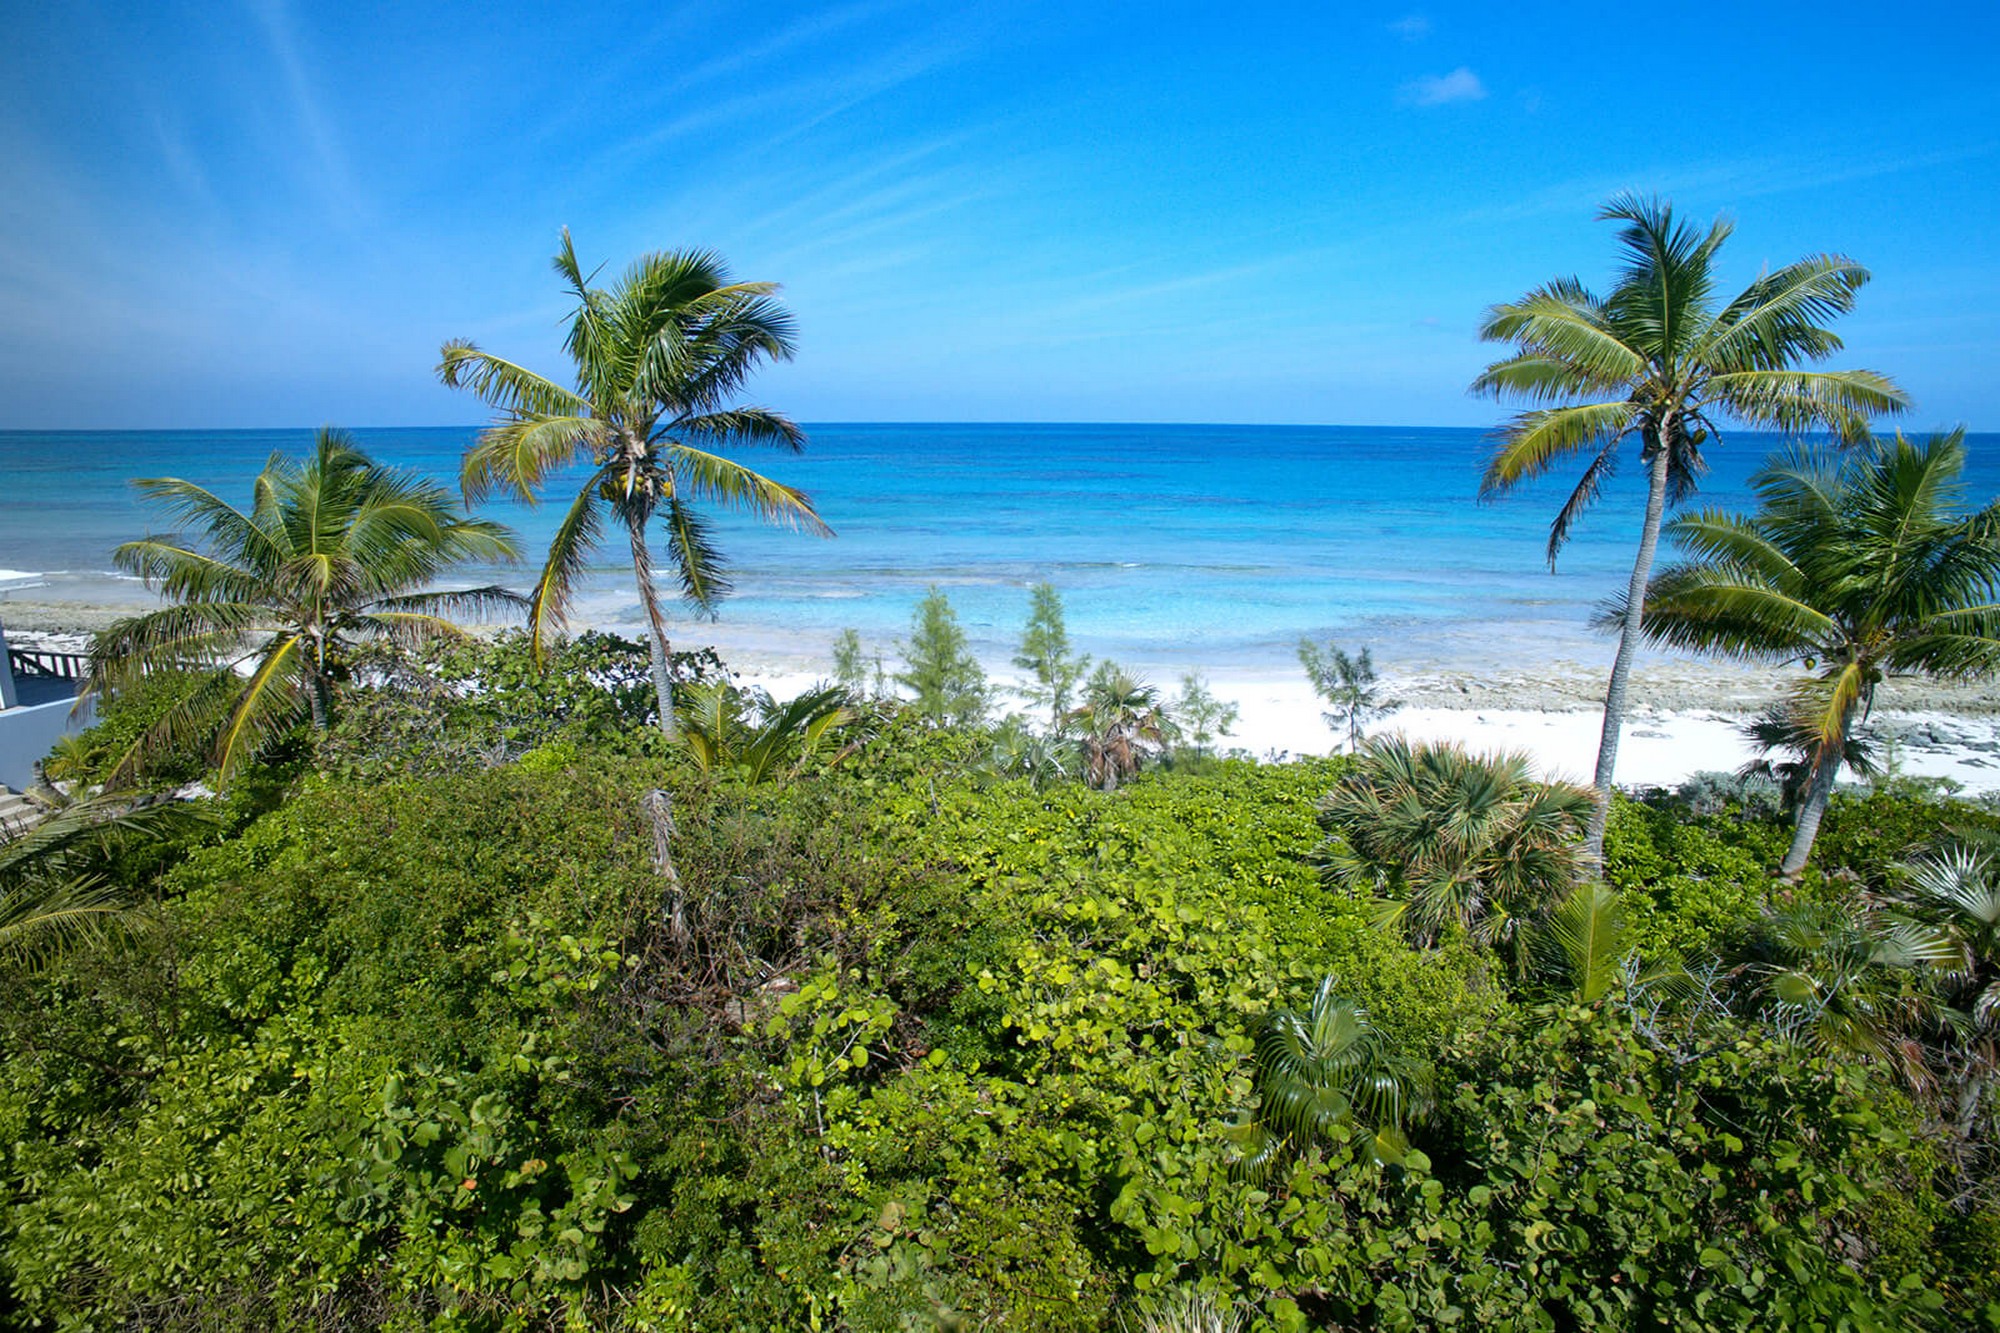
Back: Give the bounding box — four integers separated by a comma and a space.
13, 597, 2000, 796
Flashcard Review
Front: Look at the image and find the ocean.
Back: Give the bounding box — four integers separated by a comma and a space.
3, 423, 1994, 677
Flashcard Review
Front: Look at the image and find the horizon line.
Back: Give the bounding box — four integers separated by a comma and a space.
2, 420, 1989, 436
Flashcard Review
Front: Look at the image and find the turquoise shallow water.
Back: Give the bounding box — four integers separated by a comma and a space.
4, 423, 1995, 673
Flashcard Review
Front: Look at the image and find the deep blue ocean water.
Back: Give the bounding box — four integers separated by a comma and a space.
4, 423, 1995, 673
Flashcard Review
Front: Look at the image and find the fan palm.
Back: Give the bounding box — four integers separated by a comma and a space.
1726, 900, 1959, 1090
1900, 844, 2000, 1030
1898, 843, 2000, 1130
1068, 663, 1174, 792
1317, 736, 1594, 951
1231, 975, 1433, 1178
85, 430, 521, 785
1474, 194, 1908, 859
439, 232, 831, 737
1627, 432, 2000, 874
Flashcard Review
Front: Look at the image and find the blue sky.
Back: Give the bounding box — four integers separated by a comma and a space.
1, 1, 1994, 429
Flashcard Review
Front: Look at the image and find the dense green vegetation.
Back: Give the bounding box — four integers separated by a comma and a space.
5, 654, 2000, 1330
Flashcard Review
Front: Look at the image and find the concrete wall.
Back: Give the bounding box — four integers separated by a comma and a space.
0, 694, 94, 790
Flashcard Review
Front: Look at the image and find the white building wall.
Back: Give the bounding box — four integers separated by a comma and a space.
0, 694, 94, 790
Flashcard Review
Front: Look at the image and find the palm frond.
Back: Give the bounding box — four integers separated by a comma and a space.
85, 603, 269, 695
125, 476, 286, 574
0, 873, 132, 960
213, 635, 310, 782
1708, 369, 1909, 442
1701, 254, 1868, 368
1479, 402, 1636, 499
524, 480, 608, 662
1475, 284, 1642, 389
675, 406, 808, 452
460, 414, 605, 506
436, 342, 592, 421
658, 495, 731, 613
666, 444, 833, 535
104, 669, 244, 787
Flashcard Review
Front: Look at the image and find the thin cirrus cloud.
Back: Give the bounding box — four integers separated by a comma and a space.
1399, 67, 1487, 107
1388, 15, 1432, 40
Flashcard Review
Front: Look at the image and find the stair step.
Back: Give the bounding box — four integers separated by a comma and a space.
0, 784, 43, 835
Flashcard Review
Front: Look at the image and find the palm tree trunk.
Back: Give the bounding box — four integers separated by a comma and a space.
1586, 435, 1673, 863
1781, 707, 1856, 877
627, 519, 679, 740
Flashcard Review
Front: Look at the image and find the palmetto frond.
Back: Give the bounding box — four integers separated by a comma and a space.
1235, 976, 1432, 1179
1318, 736, 1592, 947
1733, 900, 1958, 1084
1898, 844, 2000, 1029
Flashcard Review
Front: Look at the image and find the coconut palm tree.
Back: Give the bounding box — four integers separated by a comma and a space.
85, 431, 521, 784
1473, 194, 1908, 860
1317, 736, 1594, 951
439, 232, 830, 737
1231, 975, 1432, 1178
1627, 432, 2000, 874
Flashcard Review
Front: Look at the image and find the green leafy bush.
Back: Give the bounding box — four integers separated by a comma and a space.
2, 717, 1992, 1329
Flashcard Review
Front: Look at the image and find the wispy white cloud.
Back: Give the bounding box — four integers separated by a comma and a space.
1388, 15, 1432, 40
593, 29, 967, 172
1460, 140, 2000, 226
1399, 67, 1486, 107
676, 0, 911, 90
241, 0, 366, 222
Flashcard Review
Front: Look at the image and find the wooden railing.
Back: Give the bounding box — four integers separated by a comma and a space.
7, 647, 88, 681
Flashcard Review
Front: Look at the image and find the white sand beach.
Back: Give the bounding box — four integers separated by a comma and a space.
707, 642, 2000, 798
12, 601, 2000, 797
